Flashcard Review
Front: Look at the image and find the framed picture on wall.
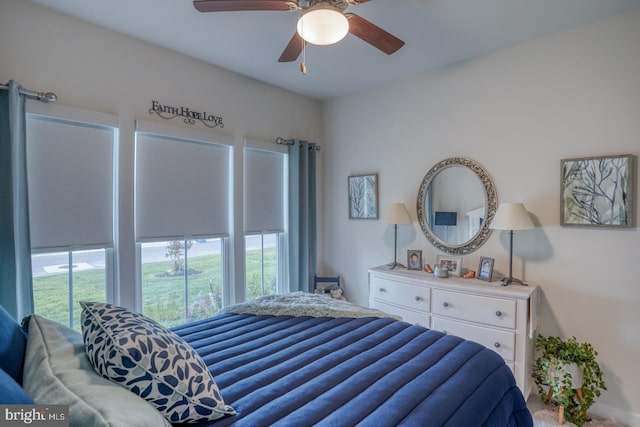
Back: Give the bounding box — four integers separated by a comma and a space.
407, 250, 422, 270
561, 154, 634, 227
348, 173, 378, 219
435, 254, 462, 277
477, 256, 495, 282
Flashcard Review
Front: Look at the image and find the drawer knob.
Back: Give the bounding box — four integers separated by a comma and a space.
415, 296, 423, 302
495, 310, 502, 317
379, 288, 387, 293
442, 302, 449, 308
494, 342, 501, 348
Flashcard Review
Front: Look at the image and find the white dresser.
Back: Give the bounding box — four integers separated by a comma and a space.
369, 265, 539, 398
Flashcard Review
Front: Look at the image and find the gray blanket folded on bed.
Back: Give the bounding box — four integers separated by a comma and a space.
221, 292, 400, 320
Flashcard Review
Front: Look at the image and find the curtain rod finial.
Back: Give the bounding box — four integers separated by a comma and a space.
42, 92, 57, 103
276, 137, 294, 145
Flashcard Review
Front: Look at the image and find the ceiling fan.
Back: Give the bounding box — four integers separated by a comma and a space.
193, 0, 405, 63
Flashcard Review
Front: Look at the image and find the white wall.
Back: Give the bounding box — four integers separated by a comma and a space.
0, 0, 322, 308
321, 10, 640, 425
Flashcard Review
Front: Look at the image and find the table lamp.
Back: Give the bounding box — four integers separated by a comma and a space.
489, 202, 534, 286
384, 203, 412, 269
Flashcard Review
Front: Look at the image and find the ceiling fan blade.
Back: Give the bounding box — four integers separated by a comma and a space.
278, 33, 304, 62
193, 0, 296, 13
345, 13, 404, 55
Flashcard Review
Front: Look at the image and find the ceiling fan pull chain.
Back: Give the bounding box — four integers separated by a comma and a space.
300, 38, 307, 75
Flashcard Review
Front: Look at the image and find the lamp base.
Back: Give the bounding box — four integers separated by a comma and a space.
500, 276, 528, 287
388, 262, 406, 270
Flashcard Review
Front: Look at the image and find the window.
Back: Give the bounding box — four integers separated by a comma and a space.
31, 249, 109, 330
140, 238, 223, 327
26, 105, 117, 329
245, 233, 280, 300
244, 142, 287, 299
135, 121, 232, 326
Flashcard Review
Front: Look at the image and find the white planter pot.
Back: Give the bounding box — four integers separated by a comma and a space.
549, 362, 584, 389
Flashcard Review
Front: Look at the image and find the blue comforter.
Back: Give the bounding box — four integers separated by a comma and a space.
173, 313, 532, 426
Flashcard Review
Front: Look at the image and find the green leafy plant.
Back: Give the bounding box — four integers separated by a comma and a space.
533, 335, 606, 427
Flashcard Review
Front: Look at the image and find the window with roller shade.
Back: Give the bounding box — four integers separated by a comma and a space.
243, 140, 288, 300
135, 120, 232, 327
26, 105, 117, 329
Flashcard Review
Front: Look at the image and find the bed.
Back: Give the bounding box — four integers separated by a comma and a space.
1, 294, 533, 427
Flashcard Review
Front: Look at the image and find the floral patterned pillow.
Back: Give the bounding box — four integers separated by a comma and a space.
80, 301, 235, 423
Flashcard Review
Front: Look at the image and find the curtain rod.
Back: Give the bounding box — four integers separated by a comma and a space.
0, 83, 57, 103
276, 137, 321, 151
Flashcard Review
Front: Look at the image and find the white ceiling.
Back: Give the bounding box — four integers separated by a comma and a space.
29, 0, 640, 101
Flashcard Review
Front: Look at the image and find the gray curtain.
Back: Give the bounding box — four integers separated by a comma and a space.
288, 140, 317, 292
0, 80, 34, 320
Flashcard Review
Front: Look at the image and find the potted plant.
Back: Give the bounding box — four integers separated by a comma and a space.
533, 335, 606, 426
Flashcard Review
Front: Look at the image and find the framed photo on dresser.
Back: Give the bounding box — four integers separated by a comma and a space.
478, 257, 495, 282
435, 254, 462, 276
407, 250, 422, 270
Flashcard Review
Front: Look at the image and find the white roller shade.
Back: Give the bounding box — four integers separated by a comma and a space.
244, 146, 286, 234
135, 126, 231, 241
26, 114, 116, 250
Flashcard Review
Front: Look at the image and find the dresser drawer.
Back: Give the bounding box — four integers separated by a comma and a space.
371, 277, 430, 313
432, 289, 516, 329
373, 300, 430, 328
432, 316, 516, 361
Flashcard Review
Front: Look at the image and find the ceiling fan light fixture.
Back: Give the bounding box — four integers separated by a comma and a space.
296, 4, 349, 46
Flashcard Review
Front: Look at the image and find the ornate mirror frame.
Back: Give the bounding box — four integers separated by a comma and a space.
417, 157, 498, 255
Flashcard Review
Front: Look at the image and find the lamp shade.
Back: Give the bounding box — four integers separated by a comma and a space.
384, 203, 411, 225
296, 4, 349, 46
490, 203, 534, 231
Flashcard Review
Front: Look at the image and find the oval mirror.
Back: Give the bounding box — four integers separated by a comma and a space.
417, 157, 497, 255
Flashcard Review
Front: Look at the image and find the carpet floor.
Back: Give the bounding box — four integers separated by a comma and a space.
528, 393, 627, 427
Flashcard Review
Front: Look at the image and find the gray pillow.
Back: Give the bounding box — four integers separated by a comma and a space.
23, 315, 171, 427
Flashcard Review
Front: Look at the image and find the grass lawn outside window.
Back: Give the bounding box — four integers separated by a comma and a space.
33, 247, 277, 329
